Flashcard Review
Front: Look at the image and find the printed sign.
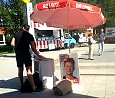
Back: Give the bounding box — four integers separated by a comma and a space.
59, 53, 80, 84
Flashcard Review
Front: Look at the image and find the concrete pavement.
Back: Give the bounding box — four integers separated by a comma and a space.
0, 43, 115, 98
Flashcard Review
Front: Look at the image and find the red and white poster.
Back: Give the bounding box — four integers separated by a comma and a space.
59, 53, 80, 84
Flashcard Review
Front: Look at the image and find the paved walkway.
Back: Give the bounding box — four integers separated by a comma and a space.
0, 44, 115, 98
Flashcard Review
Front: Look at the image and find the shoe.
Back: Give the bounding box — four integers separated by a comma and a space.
99, 53, 102, 56
19, 85, 32, 93
32, 87, 44, 92
19, 85, 23, 92
32, 89, 39, 93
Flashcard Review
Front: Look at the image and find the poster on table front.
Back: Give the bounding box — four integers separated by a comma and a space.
59, 53, 80, 84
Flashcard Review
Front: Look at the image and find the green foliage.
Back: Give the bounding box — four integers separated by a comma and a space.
0, 0, 24, 35
0, 0, 115, 38
78, 0, 115, 28
5, 36, 13, 46
0, 45, 13, 53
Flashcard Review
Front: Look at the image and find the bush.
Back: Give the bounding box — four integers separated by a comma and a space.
5, 36, 13, 46
0, 45, 13, 53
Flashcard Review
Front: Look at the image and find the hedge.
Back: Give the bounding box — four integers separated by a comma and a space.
0, 45, 14, 53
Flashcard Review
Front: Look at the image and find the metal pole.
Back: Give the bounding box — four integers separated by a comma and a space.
68, 29, 71, 54
67, 0, 71, 54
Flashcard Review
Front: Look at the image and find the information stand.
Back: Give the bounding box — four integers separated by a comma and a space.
34, 56, 55, 89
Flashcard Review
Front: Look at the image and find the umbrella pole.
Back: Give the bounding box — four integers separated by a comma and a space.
68, 29, 71, 54
67, 0, 71, 54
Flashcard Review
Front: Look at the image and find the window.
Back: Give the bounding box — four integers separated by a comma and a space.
0, 35, 3, 41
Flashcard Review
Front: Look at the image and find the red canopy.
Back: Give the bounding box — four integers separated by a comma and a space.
36, 0, 99, 12
30, 0, 106, 30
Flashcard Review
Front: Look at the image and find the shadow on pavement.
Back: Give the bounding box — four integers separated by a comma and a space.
0, 77, 98, 98
78, 57, 88, 60
0, 90, 98, 98
0, 76, 27, 90
81, 53, 99, 56
0, 55, 15, 58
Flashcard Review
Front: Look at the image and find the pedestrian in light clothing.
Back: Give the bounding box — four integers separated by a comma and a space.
98, 29, 105, 56
87, 32, 96, 60
11, 24, 43, 92
78, 32, 83, 46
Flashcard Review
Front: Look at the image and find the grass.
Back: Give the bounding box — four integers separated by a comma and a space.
0, 51, 14, 54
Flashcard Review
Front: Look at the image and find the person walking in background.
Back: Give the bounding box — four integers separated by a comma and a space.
98, 29, 105, 56
87, 32, 97, 60
78, 32, 83, 46
73, 32, 79, 44
11, 24, 43, 92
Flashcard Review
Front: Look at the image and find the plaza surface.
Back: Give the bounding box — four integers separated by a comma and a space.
0, 43, 115, 98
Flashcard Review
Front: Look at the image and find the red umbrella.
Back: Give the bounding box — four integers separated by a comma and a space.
30, 0, 106, 30
30, 0, 106, 53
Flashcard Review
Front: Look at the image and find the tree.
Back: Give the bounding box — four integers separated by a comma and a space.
77, 0, 115, 34
0, 0, 24, 35
78, 0, 115, 27
1, 0, 115, 36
